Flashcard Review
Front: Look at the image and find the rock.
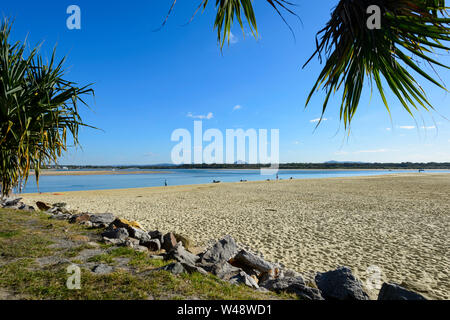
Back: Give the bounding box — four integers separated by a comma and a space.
36, 201, 52, 211
315, 266, 369, 300
102, 237, 125, 245
129, 227, 151, 242
52, 202, 67, 208
159, 262, 186, 275
210, 262, 242, 280
378, 283, 427, 300
80, 221, 93, 228
89, 213, 115, 228
282, 269, 302, 279
261, 276, 324, 300
134, 245, 149, 253
141, 238, 161, 251
229, 271, 259, 289
101, 227, 129, 240
92, 264, 113, 274
166, 242, 199, 266
232, 250, 274, 274
2, 197, 23, 207
174, 233, 193, 249
112, 218, 145, 230
124, 238, 140, 248
50, 213, 72, 220
149, 230, 163, 242
69, 213, 90, 224
181, 263, 208, 275
199, 235, 238, 266
162, 232, 178, 251
18, 203, 34, 211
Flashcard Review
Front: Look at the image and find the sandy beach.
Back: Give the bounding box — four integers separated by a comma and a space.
22, 173, 450, 299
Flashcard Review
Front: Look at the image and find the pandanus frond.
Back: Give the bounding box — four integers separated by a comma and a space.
304, 0, 450, 129
160, 0, 297, 48
0, 19, 94, 196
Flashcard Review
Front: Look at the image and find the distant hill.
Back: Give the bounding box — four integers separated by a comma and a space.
325, 160, 366, 164
52, 162, 450, 170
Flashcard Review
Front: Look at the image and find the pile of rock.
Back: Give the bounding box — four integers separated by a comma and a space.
30, 200, 428, 300
1, 197, 34, 211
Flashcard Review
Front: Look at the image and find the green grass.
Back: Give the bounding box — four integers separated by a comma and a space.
0, 208, 297, 300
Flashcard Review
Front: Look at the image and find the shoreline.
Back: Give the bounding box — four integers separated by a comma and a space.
21, 171, 448, 195
21, 173, 450, 299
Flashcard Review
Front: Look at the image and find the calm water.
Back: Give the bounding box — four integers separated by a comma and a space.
19, 169, 449, 194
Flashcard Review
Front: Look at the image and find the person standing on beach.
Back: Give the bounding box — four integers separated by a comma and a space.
164, 179, 168, 187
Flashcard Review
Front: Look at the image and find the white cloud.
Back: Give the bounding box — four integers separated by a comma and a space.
233, 105, 242, 111
421, 126, 436, 130
229, 32, 238, 44
187, 112, 213, 120
386, 128, 392, 131
293, 140, 301, 145
310, 118, 327, 123
334, 151, 349, 155
398, 125, 415, 130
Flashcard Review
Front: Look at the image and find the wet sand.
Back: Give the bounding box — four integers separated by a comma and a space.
22, 173, 450, 299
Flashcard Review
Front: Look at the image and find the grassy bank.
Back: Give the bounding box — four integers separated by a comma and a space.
0, 208, 295, 300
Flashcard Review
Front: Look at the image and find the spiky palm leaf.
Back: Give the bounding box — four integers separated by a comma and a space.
161, 0, 296, 47
0, 19, 94, 196
304, 0, 450, 128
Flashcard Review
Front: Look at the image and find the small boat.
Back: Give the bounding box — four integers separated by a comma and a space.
212, 180, 221, 184
419, 169, 425, 173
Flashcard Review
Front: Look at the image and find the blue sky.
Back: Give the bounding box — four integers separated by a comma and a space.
4, 1, 450, 164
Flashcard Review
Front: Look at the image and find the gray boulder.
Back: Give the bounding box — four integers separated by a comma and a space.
140, 238, 161, 251
128, 227, 151, 242
102, 237, 125, 245
181, 263, 208, 275
378, 283, 427, 300
199, 235, 238, 266
315, 266, 369, 300
159, 262, 186, 275
50, 213, 72, 220
52, 202, 67, 208
89, 213, 115, 227
166, 242, 199, 266
229, 271, 259, 289
123, 238, 140, 248
17, 203, 34, 211
101, 227, 129, 240
92, 264, 114, 274
2, 197, 23, 208
210, 262, 242, 280
232, 250, 274, 273
149, 230, 164, 243
261, 276, 324, 300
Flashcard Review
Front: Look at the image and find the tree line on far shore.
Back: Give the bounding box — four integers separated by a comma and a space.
46, 162, 450, 170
